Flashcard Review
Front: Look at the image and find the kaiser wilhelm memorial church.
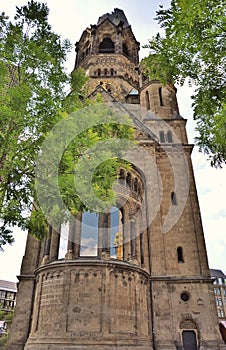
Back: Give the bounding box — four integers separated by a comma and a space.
7, 9, 225, 350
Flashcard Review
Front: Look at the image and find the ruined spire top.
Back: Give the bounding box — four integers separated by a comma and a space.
97, 8, 129, 28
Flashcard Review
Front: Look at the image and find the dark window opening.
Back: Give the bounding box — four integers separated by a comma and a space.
123, 43, 129, 56
182, 330, 198, 350
97, 69, 101, 77
134, 178, 138, 192
142, 73, 148, 83
104, 68, 108, 76
110, 68, 114, 76
167, 130, 173, 143
99, 38, 115, 53
145, 91, 150, 110
140, 233, 144, 265
159, 131, 165, 143
126, 173, 132, 188
177, 246, 184, 263
159, 87, 163, 106
171, 191, 177, 205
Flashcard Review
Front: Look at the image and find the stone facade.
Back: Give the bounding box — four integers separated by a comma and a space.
7, 8, 225, 350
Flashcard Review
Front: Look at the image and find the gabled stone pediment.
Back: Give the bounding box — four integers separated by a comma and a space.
96, 17, 118, 33
88, 84, 116, 102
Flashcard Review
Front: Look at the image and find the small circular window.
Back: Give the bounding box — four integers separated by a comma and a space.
181, 292, 190, 302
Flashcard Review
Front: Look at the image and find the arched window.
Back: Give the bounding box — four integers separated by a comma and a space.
159, 131, 165, 143
171, 191, 177, 205
97, 68, 101, 77
104, 68, 108, 76
177, 246, 184, 263
110, 68, 114, 76
167, 130, 173, 143
99, 38, 115, 53
145, 91, 150, 110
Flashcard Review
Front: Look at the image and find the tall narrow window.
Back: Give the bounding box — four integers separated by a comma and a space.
145, 91, 150, 110
126, 172, 132, 188
167, 130, 173, 143
177, 246, 184, 263
171, 191, 177, 205
123, 43, 129, 56
140, 233, 144, 265
159, 131, 165, 143
104, 68, 108, 76
159, 87, 163, 106
80, 211, 98, 256
119, 169, 126, 185
110, 207, 123, 260
97, 69, 101, 77
58, 223, 69, 259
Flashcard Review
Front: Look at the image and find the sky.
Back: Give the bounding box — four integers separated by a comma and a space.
0, 0, 225, 282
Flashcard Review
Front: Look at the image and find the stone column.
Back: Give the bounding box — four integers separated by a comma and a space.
130, 218, 136, 258
99, 213, 110, 259
74, 212, 82, 258
50, 226, 60, 261
42, 225, 52, 264
98, 214, 104, 257
65, 220, 76, 260
6, 233, 42, 350
135, 219, 141, 266
103, 213, 110, 253
123, 208, 131, 261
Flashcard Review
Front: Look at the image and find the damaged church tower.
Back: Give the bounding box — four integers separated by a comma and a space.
7, 8, 225, 350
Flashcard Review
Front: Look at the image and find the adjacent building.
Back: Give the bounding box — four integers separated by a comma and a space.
0, 280, 17, 313
210, 269, 226, 319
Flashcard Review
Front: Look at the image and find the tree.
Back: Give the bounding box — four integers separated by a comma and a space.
144, 0, 226, 167
0, 303, 14, 346
0, 1, 134, 247
0, 1, 71, 247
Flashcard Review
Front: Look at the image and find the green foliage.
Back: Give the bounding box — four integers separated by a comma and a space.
144, 0, 226, 167
34, 104, 134, 237
0, 2, 134, 245
0, 304, 13, 346
0, 1, 70, 246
